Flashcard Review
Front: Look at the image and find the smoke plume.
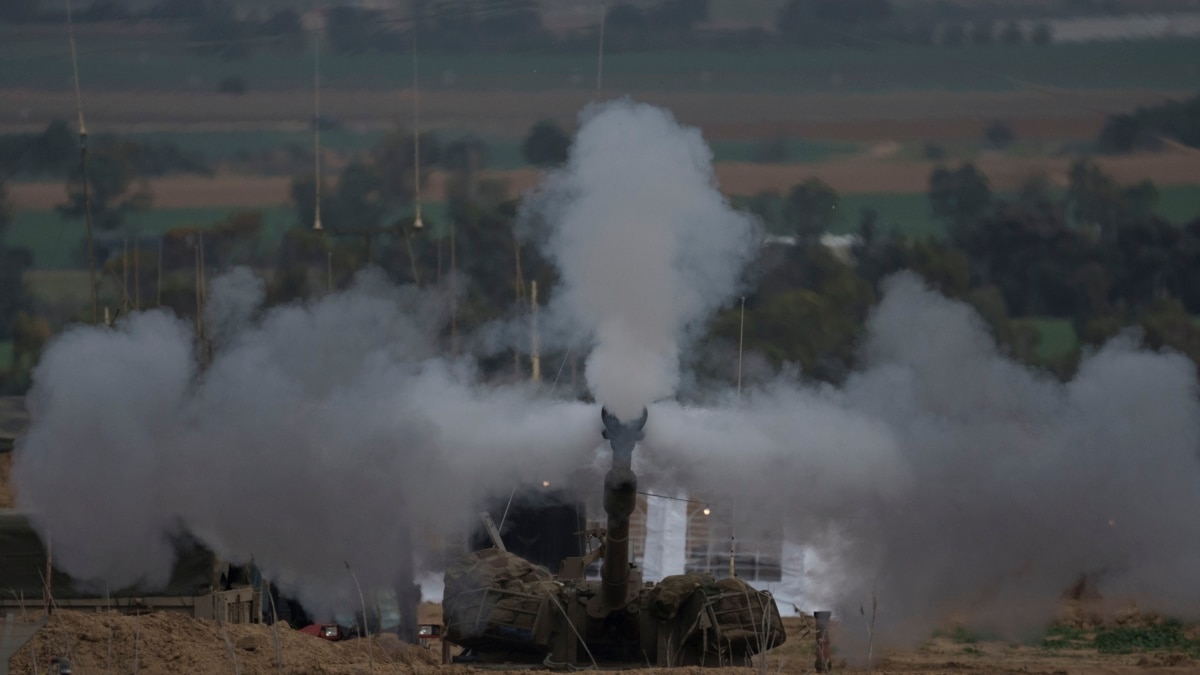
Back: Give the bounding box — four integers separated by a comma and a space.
521, 99, 756, 419
14, 271, 599, 615
643, 272, 1200, 645
12, 98, 1200, 652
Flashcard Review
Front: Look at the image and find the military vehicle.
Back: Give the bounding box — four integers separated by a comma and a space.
442, 407, 785, 669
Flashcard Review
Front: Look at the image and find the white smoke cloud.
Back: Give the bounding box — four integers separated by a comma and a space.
12, 99, 1200, 655
641, 272, 1200, 646
521, 98, 757, 419
15, 270, 600, 616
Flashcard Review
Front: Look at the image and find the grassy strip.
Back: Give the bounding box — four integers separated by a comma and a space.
3, 32, 1198, 92
8, 207, 297, 269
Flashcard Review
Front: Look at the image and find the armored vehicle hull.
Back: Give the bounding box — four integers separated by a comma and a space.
442, 408, 785, 669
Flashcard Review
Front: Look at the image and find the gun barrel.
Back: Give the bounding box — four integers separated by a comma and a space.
600, 466, 637, 608
597, 407, 647, 612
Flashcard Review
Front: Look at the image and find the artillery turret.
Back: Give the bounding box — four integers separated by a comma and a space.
442, 407, 785, 668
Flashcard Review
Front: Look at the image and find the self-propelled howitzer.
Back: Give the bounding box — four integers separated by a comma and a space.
441, 407, 786, 669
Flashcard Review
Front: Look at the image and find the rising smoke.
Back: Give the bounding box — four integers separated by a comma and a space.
519, 99, 757, 419
14, 270, 600, 615
644, 273, 1200, 644
13, 99, 1200, 648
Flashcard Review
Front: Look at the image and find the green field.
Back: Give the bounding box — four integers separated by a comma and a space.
828, 185, 1200, 239
7, 207, 297, 269
3, 26, 1197, 93
833, 192, 942, 237
1030, 318, 1079, 360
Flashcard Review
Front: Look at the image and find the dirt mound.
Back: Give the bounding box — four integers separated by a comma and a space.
8, 611, 442, 675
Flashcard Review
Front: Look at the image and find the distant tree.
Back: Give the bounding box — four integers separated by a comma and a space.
442, 135, 489, 208
217, 75, 248, 95
1014, 171, 1060, 217
732, 190, 789, 235
984, 120, 1015, 149
970, 19, 994, 45
373, 128, 441, 207
0, 175, 33, 344
522, 120, 571, 168
909, 239, 970, 299
720, 243, 874, 382
928, 163, 991, 236
1000, 20, 1023, 45
333, 161, 386, 229
785, 178, 839, 240
941, 22, 966, 47
1031, 22, 1053, 46
1138, 296, 1200, 368
954, 203, 1080, 316
0, 120, 76, 177
7, 312, 49, 391
1097, 113, 1144, 153
1097, 94, 1200, 153
1066, 159, 1155, 237
857, 208, 879, 244
58, 146, 153, 231
923, 141, 946, 161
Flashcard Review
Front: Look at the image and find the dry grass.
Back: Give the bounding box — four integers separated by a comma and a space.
7, 611, 442, 675
9, 148, 1200, 213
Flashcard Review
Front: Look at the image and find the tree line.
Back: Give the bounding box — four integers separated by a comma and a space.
4, 114, 1199, 394
1, 0, 1062, 57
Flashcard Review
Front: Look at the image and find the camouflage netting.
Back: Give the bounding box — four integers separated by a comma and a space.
710, 576, 786, 649
652, 573, 786, 650
442, 548, 559, 645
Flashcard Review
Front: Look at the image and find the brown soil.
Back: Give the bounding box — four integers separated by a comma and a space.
7, 175, 294, 211
7, 610, 444, 675
9, 148, 1200, 212
7, 605, 1195, 675
1, 87, 1186, 141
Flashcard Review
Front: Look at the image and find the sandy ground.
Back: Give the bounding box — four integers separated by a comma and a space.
1, 87, 1187, 141
5, 606, 1198, 674
7, 610, 444, 675
8, 148, 1200, 211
